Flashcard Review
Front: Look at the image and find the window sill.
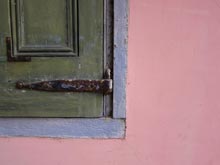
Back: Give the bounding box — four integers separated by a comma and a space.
0, 118, 125, 138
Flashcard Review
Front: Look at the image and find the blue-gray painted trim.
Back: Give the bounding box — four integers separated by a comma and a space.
113, 0, 128, 119
0, 118, 125, 138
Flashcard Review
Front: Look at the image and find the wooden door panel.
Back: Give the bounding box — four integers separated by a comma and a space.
11, 0, 77, 56
0, 0, 104, 117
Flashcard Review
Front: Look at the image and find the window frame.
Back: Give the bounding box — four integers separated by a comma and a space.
0, 0, 128, 138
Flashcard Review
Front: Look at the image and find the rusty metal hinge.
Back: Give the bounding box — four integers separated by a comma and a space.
16, 69, 113, 94
6, 37, 31, 62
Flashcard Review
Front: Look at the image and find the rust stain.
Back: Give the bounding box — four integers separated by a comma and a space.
16, 79, 112, 94
16, 68, 113, 94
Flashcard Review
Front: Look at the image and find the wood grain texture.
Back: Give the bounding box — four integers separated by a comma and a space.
0, 0, 104, 117
11, 0, 78, 56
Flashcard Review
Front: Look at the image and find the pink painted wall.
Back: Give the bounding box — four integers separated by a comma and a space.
1, 0, 220, 164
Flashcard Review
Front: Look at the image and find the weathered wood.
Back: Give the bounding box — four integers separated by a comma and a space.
11, 0, 78, 56
104, 0, 114, 117
0, 0, 104, 117
0, 0, 128, 138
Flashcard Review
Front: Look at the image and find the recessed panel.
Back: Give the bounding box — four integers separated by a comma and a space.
21, 0, 69, 48
11, 0, 78, 56
0, 0, 104, 117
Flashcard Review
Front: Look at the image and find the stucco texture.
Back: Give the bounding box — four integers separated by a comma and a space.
1, 0, 220, 164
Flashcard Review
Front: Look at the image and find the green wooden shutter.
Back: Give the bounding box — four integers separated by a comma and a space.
0, 0, 105, 117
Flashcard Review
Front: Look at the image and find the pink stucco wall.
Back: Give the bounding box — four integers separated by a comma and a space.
1, 0, 220, 164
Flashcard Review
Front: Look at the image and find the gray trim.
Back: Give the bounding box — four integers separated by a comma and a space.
0, 118, 125, 138
113, 0, 128, 118
0, 0, 128, 138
